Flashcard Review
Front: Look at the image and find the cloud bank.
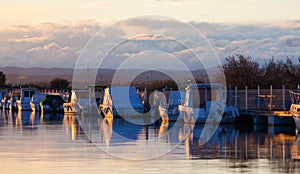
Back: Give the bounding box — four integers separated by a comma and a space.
0, 19, 299, 69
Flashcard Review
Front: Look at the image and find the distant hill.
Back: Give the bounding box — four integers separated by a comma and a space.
0, 67, 74, 85
0, 67, 74, 76
0, 66, 220, 86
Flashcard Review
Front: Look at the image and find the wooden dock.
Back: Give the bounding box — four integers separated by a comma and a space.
226, 85, 297, 126
240, 110, 291, 117
239, 109, 294, 126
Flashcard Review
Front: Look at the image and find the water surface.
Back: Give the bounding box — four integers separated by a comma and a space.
0, 110, 300, 173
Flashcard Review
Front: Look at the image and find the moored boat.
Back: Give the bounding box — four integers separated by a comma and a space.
167, 90, 186, 116
158, 105, 169, 123
30, 93, 65, 112
64, 86, 106, 115
63, 91, 81, 115
157, 90, 185, 123
289, 90, 300, 129
1, 92, 9, 109
99, 86, 145, 117
16, 87, 38, 111
176, 83, 239, 124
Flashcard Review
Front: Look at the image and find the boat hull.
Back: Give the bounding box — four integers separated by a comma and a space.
63, 102, 82, 115
100, 105, 144, 117
177, 104, 235, 124
17, 102, 32, 111
158, 106, 169, 123
293, 114, 300, 130
99, 105, 113, 118
290, 104, 300, 129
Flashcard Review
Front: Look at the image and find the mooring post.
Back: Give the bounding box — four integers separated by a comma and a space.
269, 85, 273, 111
235, 86, 238, 108
229, 85, 232, 106
282, 85, 286, 110
245, 86, 248, 110
257, 85, 260, 110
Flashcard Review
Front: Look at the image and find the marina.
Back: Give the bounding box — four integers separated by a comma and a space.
227, 85, 296, 126
1, 1, 300, 173
0, 84, 299, 127
1, 84, 300, 173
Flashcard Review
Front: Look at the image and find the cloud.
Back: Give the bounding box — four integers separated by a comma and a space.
0, 18, 299, 69
9, 34, 52, 43
279, 35, 300, 47
27, 42, 69, 52
194, 22, 300, 61
0, 21, 101, 68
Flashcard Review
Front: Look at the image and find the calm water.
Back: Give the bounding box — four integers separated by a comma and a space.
1, 110, 300, 174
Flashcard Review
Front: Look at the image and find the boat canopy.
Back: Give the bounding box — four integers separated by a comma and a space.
168, 91, 185, 106
102, 86, 144, 108
289, 90, 300, 104
186, 83, 223, 89
40, 95, 65, 106
31, 93, 47, 104
32, 94, 65, 107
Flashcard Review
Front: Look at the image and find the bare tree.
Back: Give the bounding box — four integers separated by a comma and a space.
223, 54, 262, 89
282, 57, 300, 88
50, 78, 70, 89
261, 57, 285, 88
0, 71, 6, 88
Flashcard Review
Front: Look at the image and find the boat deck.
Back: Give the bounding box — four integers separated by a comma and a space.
239, 109, 294, 126
240, 110, 292, 117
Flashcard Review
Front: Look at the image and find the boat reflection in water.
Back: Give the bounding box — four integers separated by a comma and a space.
63, 114, 86, 141
15, 111, 39, 130
77, 112, 300, 162
0, 110, 16, 126
40, 112, 64, 124
77, 113, 189, 160
1, 110, 300, 173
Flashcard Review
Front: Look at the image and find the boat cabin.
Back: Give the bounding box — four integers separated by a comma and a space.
100, 86, 145, 117
16, 87, 38, 111
182, 83, 224, 110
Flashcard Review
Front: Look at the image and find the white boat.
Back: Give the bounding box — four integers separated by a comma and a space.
64, 86, 105, 115
158, 105, 169, 123
177, 83, 239, 124
99, 88, 113, 118
16, 87, 38, 111
167, 91, 186, 116
63, 91, 82, 115
0, 89, 17, 110
289, 90, 300, 129
99, 86, 145, 117
1, 92, 9, 109
30, 93, 65, 112
157, 90, 185, 123
2, 88, 22, 111
30, 94, 45, 111
7, 95, 18, 111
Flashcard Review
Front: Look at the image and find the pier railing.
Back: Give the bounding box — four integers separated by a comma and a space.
38, 89, 70, 102
227, 85, 292, 111
34, 86, 294, 112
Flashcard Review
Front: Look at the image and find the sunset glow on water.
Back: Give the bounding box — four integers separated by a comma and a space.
0, 111, 300, 174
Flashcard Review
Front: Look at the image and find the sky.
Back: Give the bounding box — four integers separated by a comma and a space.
1, 0, 300, 24
0, 0, 300, 69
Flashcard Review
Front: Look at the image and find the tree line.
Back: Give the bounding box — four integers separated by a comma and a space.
1, 53, 300, 90
0, 75, 70, 89
222, 54, 300, 89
